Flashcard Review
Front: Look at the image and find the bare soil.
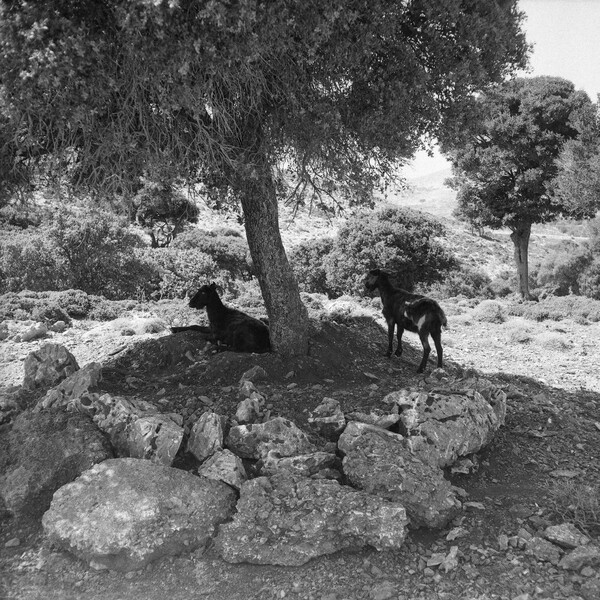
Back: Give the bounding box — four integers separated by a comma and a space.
2, 302, 600, 600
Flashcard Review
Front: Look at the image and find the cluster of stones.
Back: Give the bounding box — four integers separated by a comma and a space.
2, 342, 526, 572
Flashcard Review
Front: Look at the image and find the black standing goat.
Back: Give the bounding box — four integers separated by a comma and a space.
176, 283, 271, 353
364, 269, 447, 373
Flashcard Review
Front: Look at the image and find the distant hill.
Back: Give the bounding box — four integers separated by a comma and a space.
380, 167, 457, 221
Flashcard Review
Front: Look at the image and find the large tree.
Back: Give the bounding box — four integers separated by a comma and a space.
552, 101, 600, 217
0, 0, 528, 354
442, 76, 593, 299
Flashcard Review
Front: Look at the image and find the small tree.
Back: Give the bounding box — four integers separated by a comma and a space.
442, 77, 593, 298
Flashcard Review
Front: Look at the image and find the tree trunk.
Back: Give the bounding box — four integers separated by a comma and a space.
236, 167, 309, 357
509, 222, 532, 299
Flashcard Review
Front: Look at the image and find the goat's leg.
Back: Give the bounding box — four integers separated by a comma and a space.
432, 328, 443, 368
417, 331, 431, 373
386, 320, 395, 357
394, 326, 404, 357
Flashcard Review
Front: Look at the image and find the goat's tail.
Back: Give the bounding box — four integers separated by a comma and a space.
439, 307, 448, 329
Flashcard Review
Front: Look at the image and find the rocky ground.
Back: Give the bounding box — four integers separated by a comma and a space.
1, 296, 600, 600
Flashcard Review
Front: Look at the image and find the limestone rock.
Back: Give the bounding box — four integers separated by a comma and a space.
339, 421, 461, 529
36, 362, 102, 411
235, 396, 265, 425
525, 536, 562, 564
559, 545, 600, 571
22, 343, 79, 391
215, 474, 408, 565
260, 450, 341, 478
21, 322, 48, 342
544, 523, 590, 549
307, 397, 346, 441
0, 410, 112, 518
198, 449, 247, 490
239, 366, 268, 384
86, 394, 184, 466
42, 458, 237, 572
396, 385, 506, 468
226, 417, 315, 460
187, 411, 225, 462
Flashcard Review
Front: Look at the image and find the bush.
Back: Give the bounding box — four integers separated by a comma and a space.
533, 240, 591, 296
289, 236, 335, 295
0, 290, 139, 322
49, 211, 157, 300
141, 247, 235, 300
472, 300, 506, 323
0, 232, 66, 293
507, 295, 600, 323
30, 302, 71, 325
489, 269, 516, 298
427, 265, 493, 299
172, 227, 254, 279
579, 257, 600, 300
323, 206, 457, 297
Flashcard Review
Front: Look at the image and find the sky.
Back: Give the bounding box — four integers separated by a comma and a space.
403, 0, 600, 178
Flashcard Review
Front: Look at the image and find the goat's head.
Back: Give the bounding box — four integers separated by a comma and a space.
189, 282, 218, 309
364, 268, 385, 291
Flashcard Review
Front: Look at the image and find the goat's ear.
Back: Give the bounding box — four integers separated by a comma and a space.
209, 282, 217, 290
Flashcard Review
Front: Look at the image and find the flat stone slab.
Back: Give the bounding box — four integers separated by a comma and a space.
215, 474, 408, 566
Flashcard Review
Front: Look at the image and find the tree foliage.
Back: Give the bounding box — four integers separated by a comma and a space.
551, 103, 600, 217
0, 0, 529, 200
442, 76, 593, 297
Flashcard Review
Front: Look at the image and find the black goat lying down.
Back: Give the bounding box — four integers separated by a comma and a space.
364, 269, 447, 373
172, 283, 271, 353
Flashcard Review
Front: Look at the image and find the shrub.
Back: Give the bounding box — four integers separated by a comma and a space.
0, 290, 136, 322
30, 302, 71, 325
534, 240, 591, 296
0, 232, 66, 293
172, 227, 254, 279
49, 211, 157, 300
427, 265, 493, 299
504, 321, 533, 344
489, 269, 517, 298
507, 295, 600, 323
288, 236, 335, 295
141, 247, 235, 300
472, 300, 506, 323
323, 206, 457, 297
579, 257, 600, 300
547, 480, 600, 535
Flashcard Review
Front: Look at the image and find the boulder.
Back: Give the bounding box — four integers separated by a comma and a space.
226, 417, 316, 460
0, 410, 112, 518
215, 474, 408, 565
198, 449, 247, 490
35, 362, 102, 411
22, 343, 79, 391
307, 397, 347, 441
559, 545, 600, 571
235, 396, 265, 424
339, 421, 461, 529
42, 458, 237, 572
21, 322, 48, 342
544, 523, 590, 549
392, 385, 506, 468
82, 394, 184, 466
187, 411, 226, 462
